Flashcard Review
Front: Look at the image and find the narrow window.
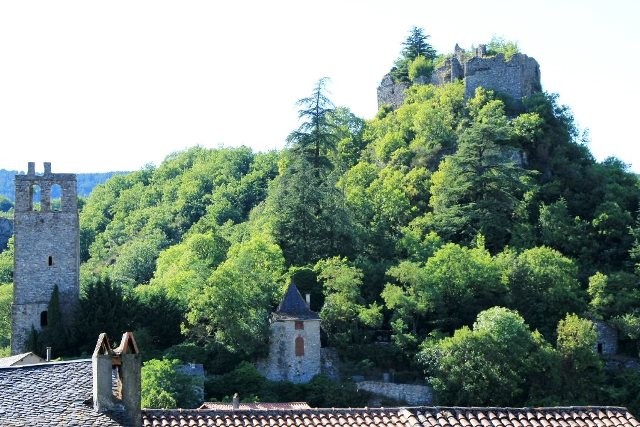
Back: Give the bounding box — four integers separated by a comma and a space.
48, 256, 53, 266
40, 311, 48, 327
31, 184, 41, 211
295, 321, 304, 330
295, 336, 304, 357
50, 184, 62, 211
597, 343, 603, 354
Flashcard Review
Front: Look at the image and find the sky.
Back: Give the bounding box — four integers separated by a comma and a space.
0, 0, 638, 173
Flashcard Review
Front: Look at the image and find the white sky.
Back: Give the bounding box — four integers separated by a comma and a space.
0, 0, 638, 173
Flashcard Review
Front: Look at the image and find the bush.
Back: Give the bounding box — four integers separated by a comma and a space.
408, 55, 434, 83
486, 36, 519, 61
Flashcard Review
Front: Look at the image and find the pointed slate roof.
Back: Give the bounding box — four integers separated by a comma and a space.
273, 283, 319, 321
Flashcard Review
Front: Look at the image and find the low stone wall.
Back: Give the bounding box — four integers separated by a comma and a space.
355, 381, 433, 406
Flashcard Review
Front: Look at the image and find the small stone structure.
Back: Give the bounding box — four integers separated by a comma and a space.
11, 162, 79, 354
257, 283, 321, 383
377, 44, 541, 109
355, 381, 434, 406
594, 320, 618, 356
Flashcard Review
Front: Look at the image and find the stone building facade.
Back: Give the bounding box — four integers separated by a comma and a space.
377, 44, 541, 109
11, 162, 79, 354
594, 320, 618, 356
257, 283, 321, 383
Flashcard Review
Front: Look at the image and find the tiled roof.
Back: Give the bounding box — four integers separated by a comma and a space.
0, 359, 129, 426
199, 402, 311, 410
274, 283, 319, 320
141, 407, 640, 427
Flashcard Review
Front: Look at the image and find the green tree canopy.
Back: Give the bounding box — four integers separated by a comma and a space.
185, 233, 284, 358
418, 307, 545, 406
141, 358, 201, 409
504, 246, 586, 338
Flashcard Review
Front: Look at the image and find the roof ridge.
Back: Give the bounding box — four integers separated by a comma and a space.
0, 358, 91, 369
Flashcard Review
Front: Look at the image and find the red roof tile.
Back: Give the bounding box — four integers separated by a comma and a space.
142, 407, 639, 427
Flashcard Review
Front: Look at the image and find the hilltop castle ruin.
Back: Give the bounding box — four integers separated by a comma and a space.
377, 44, 541, 109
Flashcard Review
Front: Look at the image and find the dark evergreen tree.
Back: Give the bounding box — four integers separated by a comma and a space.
401, 26, 436, 61
269, 79, 354, 265
38, 285, 69, 356
71, 277, 135, 355
287, 77, 338, 171
391, 26, 436, 83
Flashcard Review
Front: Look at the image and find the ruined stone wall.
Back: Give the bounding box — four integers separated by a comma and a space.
257, 318, 321, 383
376, 74, 409, 110
464, 53, 541, 101
355, 381, 434, 405
11, 162, 79, 354
594, 320, 618, 356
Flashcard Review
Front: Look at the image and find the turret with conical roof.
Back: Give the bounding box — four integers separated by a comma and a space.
273, 283, 320, 321
257, 282, 321, 383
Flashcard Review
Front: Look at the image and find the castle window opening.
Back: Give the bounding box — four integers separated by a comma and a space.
295, 321, 304, 330
50, 184, 62, 211
40, 310, 48, 327
295, 336, 304, 356
48, 256, 53, 266
31, 184, 41, 211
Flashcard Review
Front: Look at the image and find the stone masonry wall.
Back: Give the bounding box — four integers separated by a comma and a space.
11, 162, 79, 354
355, 381, 434, 406
257, 318, 321, 383
464, 53, 541, 101
376, 74, 409, 110
594, 320, 618, 356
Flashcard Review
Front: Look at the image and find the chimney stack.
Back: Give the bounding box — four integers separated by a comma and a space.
232, 393, 240, 410
305, 293, 311, 307
93, 332, 141, 427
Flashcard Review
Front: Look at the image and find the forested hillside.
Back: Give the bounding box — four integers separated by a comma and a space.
0, 30, 639, 410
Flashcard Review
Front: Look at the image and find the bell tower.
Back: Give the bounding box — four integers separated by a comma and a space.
11, 162, 79, 354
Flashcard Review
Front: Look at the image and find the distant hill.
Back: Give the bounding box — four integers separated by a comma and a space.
0, 170, 128, 201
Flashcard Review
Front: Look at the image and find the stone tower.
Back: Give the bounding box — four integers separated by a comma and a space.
11, 162, 79, 354
257, 283, 321, 383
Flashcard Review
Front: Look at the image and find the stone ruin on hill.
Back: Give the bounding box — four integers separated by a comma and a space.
377, 44, 542, 109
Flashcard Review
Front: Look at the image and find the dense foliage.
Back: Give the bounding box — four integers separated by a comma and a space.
0, 29, 639, 411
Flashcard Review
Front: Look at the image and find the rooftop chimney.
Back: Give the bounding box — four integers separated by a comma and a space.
305, 293, 311, 307
45, 347, 52, 362
232, 393, 240, 410
93, 332, 141, 427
